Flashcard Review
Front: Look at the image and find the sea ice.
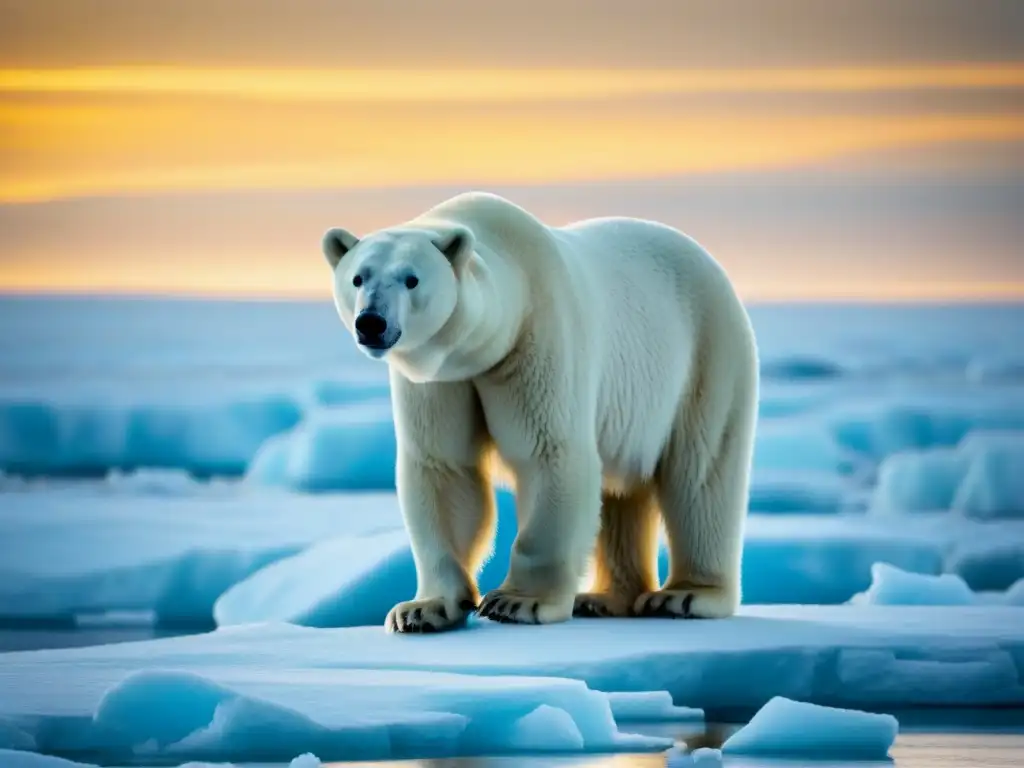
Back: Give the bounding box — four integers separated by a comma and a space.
245, 399, 397, 492
0, 642, 672, 763
7, 486, 1023, 625
850, 562, 977, 606
0, 395, 303, 478
214, 489, 518, 628
310, 378, 389, 407
830, 396, 1024, 462
213, 530, 416, 628
0, 747, 322, 767
752, 420, 859, 475
872, 447, 968, 513
948, 541, 1024, 591
721, 696, 898, 759
666, 745, 723, 766
604, 691, 703, 722
0, 489, 404, 625
0, 751, 97, 768
872, 430, 1024, 518
0, 605, 1020, 763
952, 431, 1024, 519
0, 718, 35, 751
747, 469, 848, 514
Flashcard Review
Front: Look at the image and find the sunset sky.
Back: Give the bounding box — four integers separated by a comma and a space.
1, 0, 1021, 301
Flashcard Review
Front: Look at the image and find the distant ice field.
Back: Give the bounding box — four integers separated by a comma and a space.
1, 295, 1023, 764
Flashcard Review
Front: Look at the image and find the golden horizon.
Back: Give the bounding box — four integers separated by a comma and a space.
2, 280, 1021, 305
4, 108, 1023, 204
2, 61, 1021, 299
3, 63, 1023, 102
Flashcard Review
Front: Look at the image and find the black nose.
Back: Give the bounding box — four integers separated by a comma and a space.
355, 311, 388, 340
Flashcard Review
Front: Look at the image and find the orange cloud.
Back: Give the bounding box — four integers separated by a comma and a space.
2, 64, 1023, 102
3, 98, 1023, 202
2, 64, 1024, 105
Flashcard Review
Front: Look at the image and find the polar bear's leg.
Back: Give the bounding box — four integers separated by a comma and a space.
386, 453, 496, 633
386, 375, 495, 634
478, 447, 602, 624
634, 406, 754, 619
573, 488, 660, 618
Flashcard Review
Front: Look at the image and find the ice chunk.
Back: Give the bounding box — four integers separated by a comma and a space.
872, 447, 968, 513
753, 421, 859, 475
501, 705, 584, 752
666, 746, 722, 767
1003, 578, 1024, 606
214, 490, 518, 628
721, 696, 898, 760
0, 395, 303, 478
831, 397, 1024, 461
0, 751, 99, 768
850, 563, 977, 606
949, 542, 1024, 591
214, 530, 415, 628
604, 692, 702, 722
2, 651, 670, 762
95, 670, 345, 761
0, 489, 404, 625
738, 514, 945, 605
0, 719, 35, 751
245, 399, 396, 492
952, 431, 1024, 519
288, 755, 321, 768
872, 431, 1024, 518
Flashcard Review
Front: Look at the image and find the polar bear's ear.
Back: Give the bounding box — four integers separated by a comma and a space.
322, 228, 359, 270
433, 226, 474, 275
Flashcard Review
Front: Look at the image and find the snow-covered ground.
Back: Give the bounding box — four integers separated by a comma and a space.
1, 296, 1023, 765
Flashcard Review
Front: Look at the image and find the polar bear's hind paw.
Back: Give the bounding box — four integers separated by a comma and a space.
572, 592, 633, 618
633, 585, 736, 619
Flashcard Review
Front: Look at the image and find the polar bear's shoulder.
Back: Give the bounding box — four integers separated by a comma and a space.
415, 192, 553, 253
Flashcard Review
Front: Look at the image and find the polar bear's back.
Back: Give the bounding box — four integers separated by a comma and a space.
419, 192, 757, 489
424, 192, 741, 323
555, 216, 757, 480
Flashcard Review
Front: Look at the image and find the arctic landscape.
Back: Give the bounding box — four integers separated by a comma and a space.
1, 295, 1023, 768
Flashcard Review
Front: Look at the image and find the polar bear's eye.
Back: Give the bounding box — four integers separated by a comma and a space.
405, 275, 419, 290
352, 275, 363, 288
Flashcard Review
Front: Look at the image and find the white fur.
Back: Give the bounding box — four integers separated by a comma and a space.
323, 192, 759, 632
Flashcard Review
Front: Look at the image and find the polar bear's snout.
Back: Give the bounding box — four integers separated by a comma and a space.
355, 308, 401, 353
355, 310, 388, 342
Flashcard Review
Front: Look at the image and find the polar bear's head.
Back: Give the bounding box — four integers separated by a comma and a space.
322, 225, 474, 361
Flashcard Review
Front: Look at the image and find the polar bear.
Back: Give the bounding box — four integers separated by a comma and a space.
321, 192, 759, 633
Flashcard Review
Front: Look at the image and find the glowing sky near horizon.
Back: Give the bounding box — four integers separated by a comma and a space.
0, 0, 1021, 301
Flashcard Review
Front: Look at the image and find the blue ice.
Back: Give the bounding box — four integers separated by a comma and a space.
721, 696, 898, 760
872, 430, 1024, 518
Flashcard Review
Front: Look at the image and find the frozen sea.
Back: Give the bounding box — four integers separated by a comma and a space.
1, 295, 1023, 768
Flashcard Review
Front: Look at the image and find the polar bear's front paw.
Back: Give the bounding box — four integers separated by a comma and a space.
633, 585, 736, 619
478, 589, 573, 625
385, 596, 477, 634
572, 592, 633, 618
